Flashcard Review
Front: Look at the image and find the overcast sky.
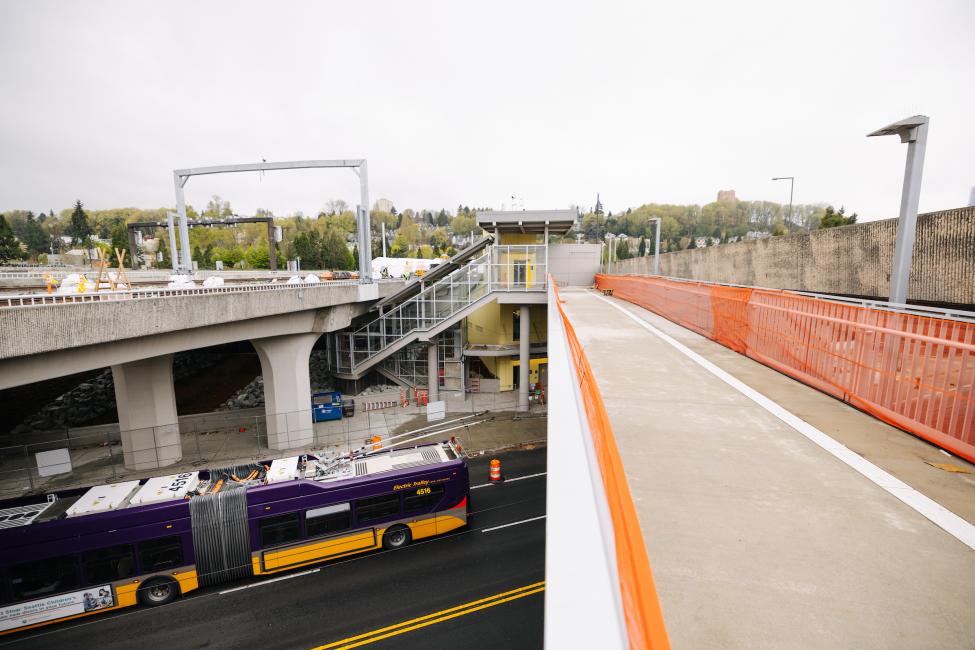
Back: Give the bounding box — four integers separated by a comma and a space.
1, 0, 973, 221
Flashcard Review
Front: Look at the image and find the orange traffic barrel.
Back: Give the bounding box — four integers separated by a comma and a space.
490, 459, 502, 482
371, 435, 382, 451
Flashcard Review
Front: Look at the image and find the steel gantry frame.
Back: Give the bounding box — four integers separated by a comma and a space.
127, 216, 279, 271
172, 159, 372, 281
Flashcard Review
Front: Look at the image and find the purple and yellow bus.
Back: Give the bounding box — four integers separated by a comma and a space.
0, 440, 469, 635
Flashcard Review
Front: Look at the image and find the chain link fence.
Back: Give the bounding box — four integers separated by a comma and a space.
0, 390, 546, 501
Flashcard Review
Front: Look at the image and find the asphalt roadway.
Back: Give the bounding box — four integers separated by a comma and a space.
2, 447, 547, 650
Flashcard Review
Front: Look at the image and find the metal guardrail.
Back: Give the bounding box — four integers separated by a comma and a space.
0, 278, 376, 308
597, 274, 975, 463
0, 268, 307, 280
611, 272, 975, 323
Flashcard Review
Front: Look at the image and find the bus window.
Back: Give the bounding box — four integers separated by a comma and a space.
139, 536, 183, 572
403, 485, 445, 514
9, 556, 80, 601
306, 503, 351, 537
259, 512, 300, 548
355, 494, 400, 523
83, 544, 136, 584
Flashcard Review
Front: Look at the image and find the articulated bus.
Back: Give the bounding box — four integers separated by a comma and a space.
0, 440, 469, 636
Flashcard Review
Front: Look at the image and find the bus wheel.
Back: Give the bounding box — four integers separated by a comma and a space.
383, 525, 412, 549
138, 578, 179, 607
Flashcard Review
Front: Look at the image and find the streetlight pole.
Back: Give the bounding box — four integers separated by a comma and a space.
868, 115, 929, 305
772, 176, 794, 225
649, 217, 661, 275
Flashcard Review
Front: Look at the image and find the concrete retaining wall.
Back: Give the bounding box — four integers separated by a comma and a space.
605, 206, 975, 305
550, 244, 602, 286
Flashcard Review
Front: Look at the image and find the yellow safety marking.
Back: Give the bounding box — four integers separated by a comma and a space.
311, 581, 545, 650
924, 461, 971, 474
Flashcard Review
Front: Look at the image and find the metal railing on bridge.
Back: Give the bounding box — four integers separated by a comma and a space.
546, 278, 671, 649
0, 278, 374, 308
596, 274, 975, 464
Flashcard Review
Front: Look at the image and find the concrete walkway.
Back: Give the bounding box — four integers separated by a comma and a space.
560, 288, 975, 649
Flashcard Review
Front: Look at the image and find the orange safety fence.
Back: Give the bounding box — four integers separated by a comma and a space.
596, 274, 975, 464
553, 282, 671, 650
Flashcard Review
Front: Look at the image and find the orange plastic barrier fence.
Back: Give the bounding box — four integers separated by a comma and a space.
596, 275, 975, 464
553, 283, 671, 650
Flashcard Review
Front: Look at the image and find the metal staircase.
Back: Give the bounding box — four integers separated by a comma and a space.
331, 245, 546, 380
375, 330, 463, 391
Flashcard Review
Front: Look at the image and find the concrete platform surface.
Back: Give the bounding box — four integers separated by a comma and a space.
560, 288, 975, 649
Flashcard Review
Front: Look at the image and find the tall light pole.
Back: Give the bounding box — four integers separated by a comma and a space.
868, 115, 929, 305
772, 176, 794, 225
649, 217, 661, 275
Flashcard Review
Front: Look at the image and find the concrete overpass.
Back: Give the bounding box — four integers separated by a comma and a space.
0, 280, 403, 468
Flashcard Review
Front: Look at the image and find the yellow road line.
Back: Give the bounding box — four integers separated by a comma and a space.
312, 582, 546, 650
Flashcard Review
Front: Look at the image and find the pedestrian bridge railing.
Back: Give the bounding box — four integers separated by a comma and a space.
546, 278, 671, 650
0, 278, 370, 308
596, 274, 975, 464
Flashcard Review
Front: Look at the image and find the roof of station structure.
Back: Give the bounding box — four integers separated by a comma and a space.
476, 209, 577, 235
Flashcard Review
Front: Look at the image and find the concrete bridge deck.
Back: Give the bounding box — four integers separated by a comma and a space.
560, 288, 975, 649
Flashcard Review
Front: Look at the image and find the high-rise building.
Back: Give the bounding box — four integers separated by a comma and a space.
374, 198, 394, 213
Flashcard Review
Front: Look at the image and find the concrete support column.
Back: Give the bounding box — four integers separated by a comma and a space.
427, 341, 439, 403
519, 305, 531, 411
252, 333, 319, 450
111, 354, 181, 470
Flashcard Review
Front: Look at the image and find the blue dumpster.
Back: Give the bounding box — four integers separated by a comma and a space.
312, 391, 344, 422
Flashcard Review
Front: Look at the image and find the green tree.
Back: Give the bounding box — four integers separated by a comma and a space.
0, 215, 23, 262
23, 211, 49, 256
436, 209, 450, 227
321, 228, 354, 270
203, 195, 233, 219
429, 228, 449, 251
397, 217, 421, 249
245, 242, 271, 269
451, 213, 477, 237
214, 246, 244, 268
157, 235, 172, 268
110, 222, 129, 266
69, 200, 93, 246
637, 237, 646, 257
289, 232, 322, 269
615, 238, 631, 260
389, 233, 410, 257
818, 206, 858, 229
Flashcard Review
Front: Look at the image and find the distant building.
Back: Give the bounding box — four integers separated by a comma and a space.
374, 198, 395, 213
745, 231, 771, 240
717, 189, 737, 202
695, 237, 708, 248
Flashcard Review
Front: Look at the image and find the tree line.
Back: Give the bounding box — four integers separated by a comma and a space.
0, 195, 858, 267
